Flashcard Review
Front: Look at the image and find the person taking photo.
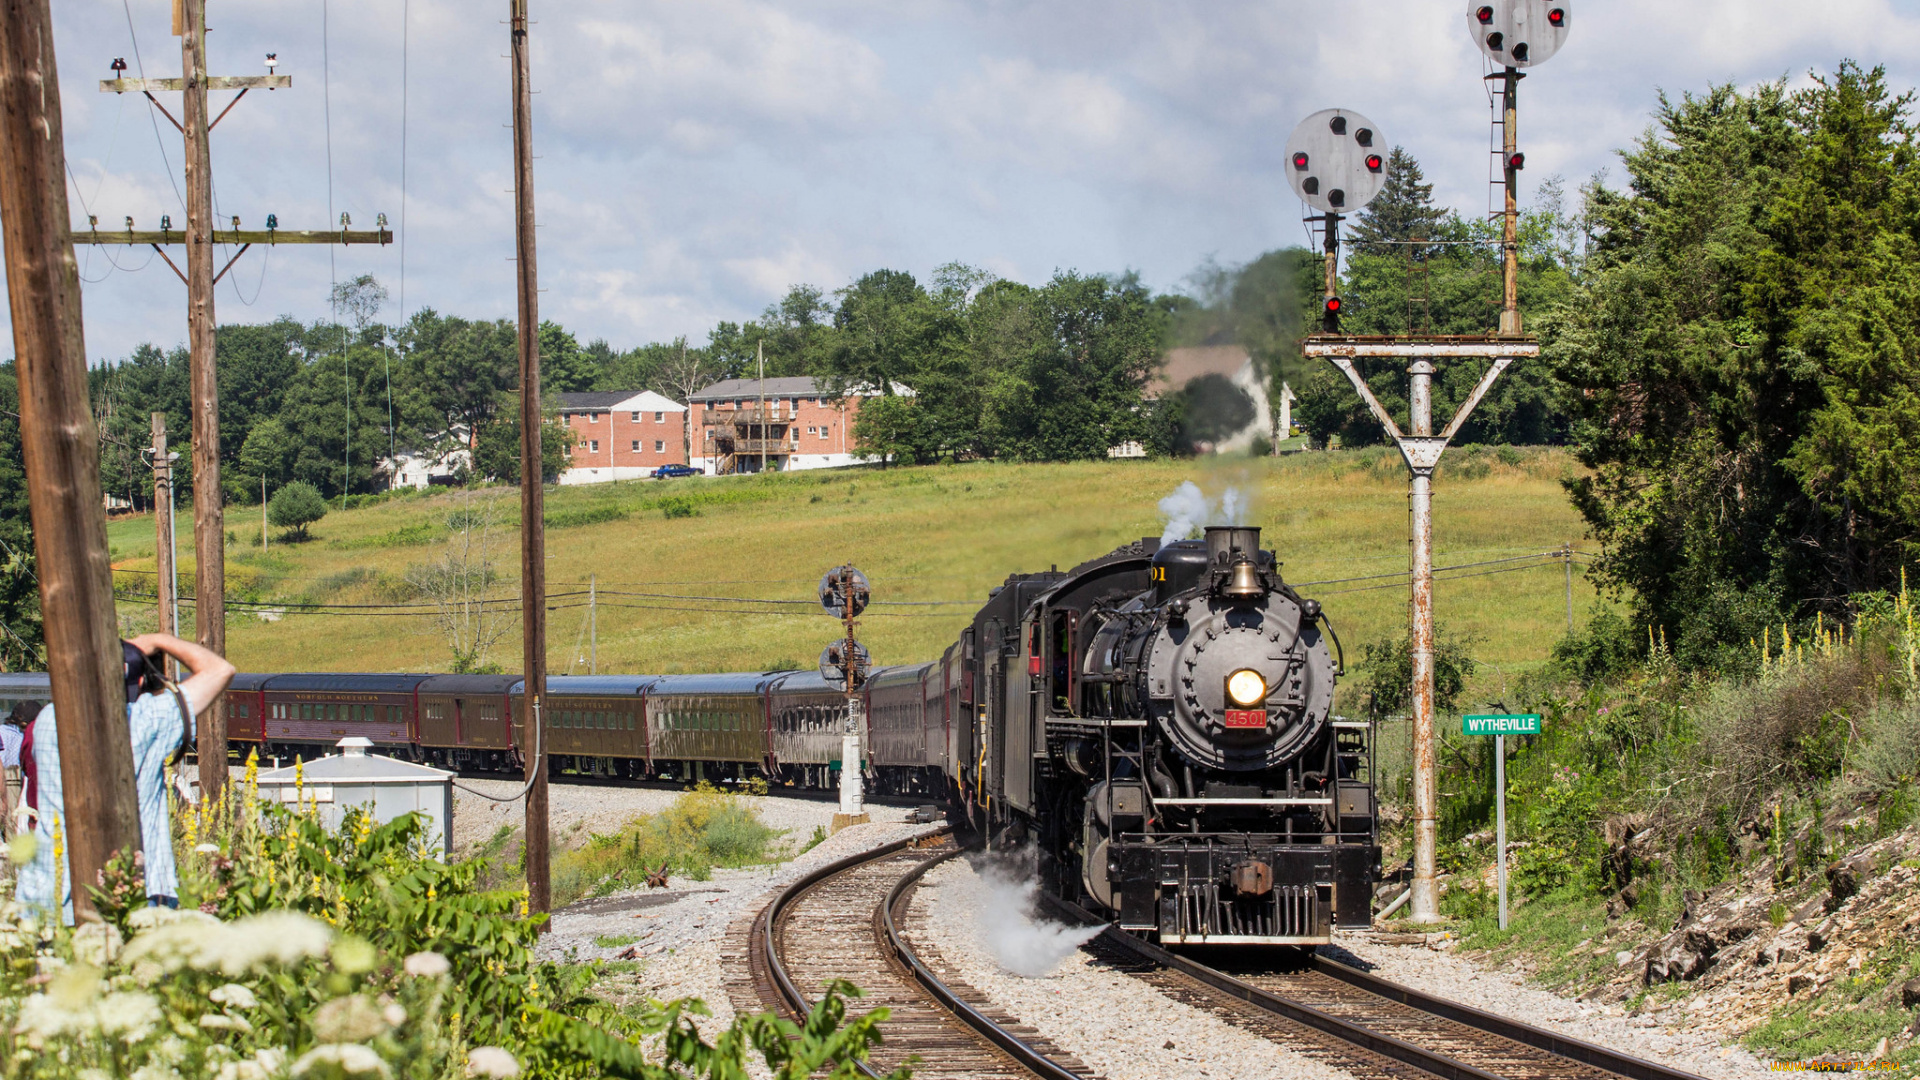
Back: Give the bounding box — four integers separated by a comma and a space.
13, 633, 235, 921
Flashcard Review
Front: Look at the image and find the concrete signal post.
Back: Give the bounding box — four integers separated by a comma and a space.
820, 566, 871, 831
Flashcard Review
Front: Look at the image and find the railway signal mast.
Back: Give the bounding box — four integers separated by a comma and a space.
1296, 0, 1567, 925
819, 566, 872, 829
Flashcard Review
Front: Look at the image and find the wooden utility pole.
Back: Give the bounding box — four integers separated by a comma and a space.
0, 0, 144, 918
181, 0, 226, 797
77, 2, 393, 796
149, 413, 176, 643
512, 0, 551, 923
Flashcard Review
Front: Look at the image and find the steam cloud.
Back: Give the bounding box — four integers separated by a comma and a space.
959, 853, 1103, 978
1159, 480, 1256, 546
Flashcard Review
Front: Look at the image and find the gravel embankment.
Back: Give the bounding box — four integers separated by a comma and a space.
450, 777, 909, 858
1329, 935, 1771, 1078
453, 778, 937, 1027
916, 855, 1359, 1080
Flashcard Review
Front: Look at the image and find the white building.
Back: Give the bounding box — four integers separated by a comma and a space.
384, 430, 473, 490
1151, 345, 1294, 455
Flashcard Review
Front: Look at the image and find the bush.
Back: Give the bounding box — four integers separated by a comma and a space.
266, 481, 328, 541
1550, 609, 1640, 686
1360, 625, 1478, 721
0, 760, 902, 1080
550, 784, 779, 904
660, 496, 699, 519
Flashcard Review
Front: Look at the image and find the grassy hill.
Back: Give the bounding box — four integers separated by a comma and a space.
105, 447, 1606, 709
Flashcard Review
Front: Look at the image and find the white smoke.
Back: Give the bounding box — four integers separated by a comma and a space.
1158, 481, 1210, 546
1159, 480, 1256, 545
959, 853, 1103, 978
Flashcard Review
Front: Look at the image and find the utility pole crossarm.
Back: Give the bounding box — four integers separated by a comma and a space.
73, 229, 393, 246
101, 75, 290, 92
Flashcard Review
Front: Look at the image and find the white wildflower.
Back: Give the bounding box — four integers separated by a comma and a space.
215, 1046, 286, 1080
127, 904, 208, 932
464, 1047, 520, 1079
219, 911, 333, 972
96, 990, 162, 1043
78, 1068, 112, 1080
194, 843, 220, 854
131, 1066, 183, 1080
72, 921, 124, 967
291, 1043, 390, 1079
311, 994, 389, 1043
381, 1001, 406, 1028
331, 935, 377, 975
198, 1012, 253, 1033
401, 950, 449, 978
209, 983, 258, 1010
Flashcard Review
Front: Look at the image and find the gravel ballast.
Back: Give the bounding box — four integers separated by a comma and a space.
915, 855, 1359, 1080
1329, 935, 1772, 1077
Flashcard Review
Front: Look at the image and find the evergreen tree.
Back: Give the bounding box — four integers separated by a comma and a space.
1350, 147, 1448, 253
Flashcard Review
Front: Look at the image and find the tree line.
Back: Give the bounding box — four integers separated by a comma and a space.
0, 59, 1911, 675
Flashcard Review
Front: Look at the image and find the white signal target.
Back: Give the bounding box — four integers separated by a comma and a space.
1467, 0, 1570, 69
1283, 108, 1387, 217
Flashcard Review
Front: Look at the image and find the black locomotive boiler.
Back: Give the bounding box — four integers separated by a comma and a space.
919, 525, 1379, 945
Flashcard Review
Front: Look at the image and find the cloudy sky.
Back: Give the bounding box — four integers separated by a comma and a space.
36, 0, 1920, 363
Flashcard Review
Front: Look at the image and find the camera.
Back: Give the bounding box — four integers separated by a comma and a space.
121, 640, 167, 704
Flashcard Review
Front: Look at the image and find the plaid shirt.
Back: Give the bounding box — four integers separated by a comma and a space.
13, 690, 194, 923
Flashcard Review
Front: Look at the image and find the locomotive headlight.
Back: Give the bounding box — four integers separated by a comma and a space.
1225, 669, 1267, 708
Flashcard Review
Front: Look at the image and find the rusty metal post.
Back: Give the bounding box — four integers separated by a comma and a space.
510, 0, 550, 925
1499, 67, 1521, 336
1405, 358, 1441, 922
0, 0, 145, 917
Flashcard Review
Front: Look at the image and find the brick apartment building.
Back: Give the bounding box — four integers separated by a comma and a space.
687, 377, 887, 474
555, 390, 689, 484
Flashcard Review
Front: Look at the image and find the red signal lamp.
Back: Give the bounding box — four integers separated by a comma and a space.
1476, 5, 1494, 23
1324, 296, 1342, 314
1508, 151, 1526, 170
1365, 154, 1384, 172
1547, 7, 1565, 26
1321, 295, 1342, 332
1292, 152, 1309, 169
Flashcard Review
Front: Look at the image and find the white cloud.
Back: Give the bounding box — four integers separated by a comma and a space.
15, 0, 1920, 365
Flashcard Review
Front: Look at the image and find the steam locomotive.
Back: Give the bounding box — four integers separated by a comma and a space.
0, 525, 1378, 946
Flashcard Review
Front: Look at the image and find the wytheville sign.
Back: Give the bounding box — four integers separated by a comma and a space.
1462, 713, 1542, 736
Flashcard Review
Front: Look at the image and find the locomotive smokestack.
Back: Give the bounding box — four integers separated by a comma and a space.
1204, 526, 1262, 569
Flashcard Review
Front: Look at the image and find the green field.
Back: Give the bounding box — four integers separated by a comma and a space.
106, 448, 1606, 709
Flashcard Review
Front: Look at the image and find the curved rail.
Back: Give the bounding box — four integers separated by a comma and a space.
759, 831, 1084, 1080
1310, 954, 1702, 1080
1045, 894, 1705, 1080
879, 846, 1084, 1080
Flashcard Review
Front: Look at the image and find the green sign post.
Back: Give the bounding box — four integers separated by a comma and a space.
1461, 714, 1541, 929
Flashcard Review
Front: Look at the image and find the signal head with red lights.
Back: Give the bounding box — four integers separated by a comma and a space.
1508, 152, 1526, 171
1322, 296, 1343, 332
1283, 108, 1388, 217
1467, 0, 1570, 69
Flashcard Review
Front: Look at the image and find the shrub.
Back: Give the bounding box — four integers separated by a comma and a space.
266, 481, 328, 541
660, 496, 699, 519
549, 785, 779, 904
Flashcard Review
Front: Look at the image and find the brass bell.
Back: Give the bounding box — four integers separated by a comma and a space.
1223, 556, 1263, 600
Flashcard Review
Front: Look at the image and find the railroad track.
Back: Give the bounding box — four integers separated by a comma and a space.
1066, 907, 1707, 1080
742, 832, 1092, 1080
